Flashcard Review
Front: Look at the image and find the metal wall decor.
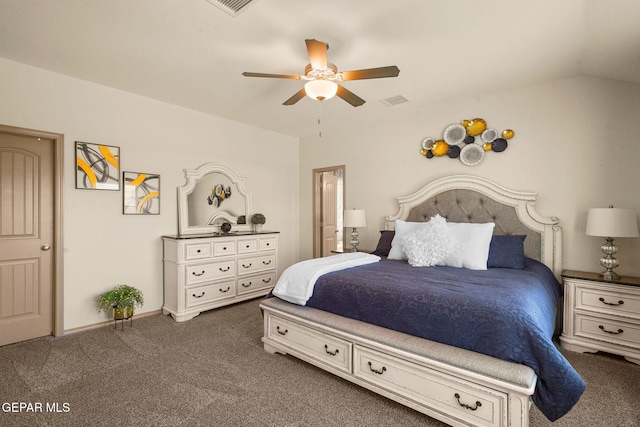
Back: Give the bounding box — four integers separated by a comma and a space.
207, 184, 232, 207
420, 118, 515, 166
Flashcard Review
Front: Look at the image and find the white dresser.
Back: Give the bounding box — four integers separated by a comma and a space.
560, 270, 640, 364
163, 232, 278, 322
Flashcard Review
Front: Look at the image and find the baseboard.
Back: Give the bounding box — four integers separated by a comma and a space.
60, 309, 163, 336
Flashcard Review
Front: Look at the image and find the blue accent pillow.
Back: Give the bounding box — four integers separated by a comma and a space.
487, 235, 526, 269
372, 230, 395, 257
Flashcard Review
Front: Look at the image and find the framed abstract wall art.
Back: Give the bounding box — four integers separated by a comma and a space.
75, 141, 121, 190
123, 171, 160, 215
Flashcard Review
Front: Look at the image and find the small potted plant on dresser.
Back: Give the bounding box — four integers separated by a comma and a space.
251, 213, 266, 232
96, 284, 144, 327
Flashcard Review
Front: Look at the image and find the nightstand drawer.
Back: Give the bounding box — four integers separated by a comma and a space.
576, 285, 640, 321
575, 313, 640, 348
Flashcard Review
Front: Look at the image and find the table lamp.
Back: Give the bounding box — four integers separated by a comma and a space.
343, 209, 366, 252
586, 205, 639, 280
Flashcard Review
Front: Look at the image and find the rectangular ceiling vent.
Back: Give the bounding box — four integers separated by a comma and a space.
206, 0, 258, 16
380, 95, 409, 107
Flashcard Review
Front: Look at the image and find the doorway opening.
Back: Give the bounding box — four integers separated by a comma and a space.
312, 165, 345, 258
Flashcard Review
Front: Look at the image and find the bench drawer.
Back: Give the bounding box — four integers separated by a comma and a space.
354, 345, 506, 427
266, 313, 351, 373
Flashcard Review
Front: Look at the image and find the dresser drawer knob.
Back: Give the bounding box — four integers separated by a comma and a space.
219, 286, 230, 293
263, 260, 272, 265
192, 292, 205, 298
599, 325, 624, 335
454, 393, 482, 411
263, 278, 272, 283
242, 263, 252, 268
192, 270, 205, 276
599, 297, 624, 306
367, 361, 386, 375
219, 266, 231, 272
276, 326, 288, 335
241, 282, 252, 288
196, 249, 201, 253
324, 344, 339, 356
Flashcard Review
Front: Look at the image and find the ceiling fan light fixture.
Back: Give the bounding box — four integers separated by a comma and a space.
304, 80, 338, 101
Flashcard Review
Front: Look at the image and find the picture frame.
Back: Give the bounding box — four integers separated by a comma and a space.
123, 171, 160, 215
75, 141, 121, 190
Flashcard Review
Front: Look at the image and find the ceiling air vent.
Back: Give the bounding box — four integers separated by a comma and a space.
380, 95, 409, 106
205, 0, 258, 16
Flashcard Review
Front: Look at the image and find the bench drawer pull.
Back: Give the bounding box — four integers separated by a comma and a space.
454, 393, 482, 411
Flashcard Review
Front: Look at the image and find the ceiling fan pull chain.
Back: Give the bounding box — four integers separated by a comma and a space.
318, 100, 323, 137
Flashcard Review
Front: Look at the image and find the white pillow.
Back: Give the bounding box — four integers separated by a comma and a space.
400, 215, 458, 267
388, 219, 431, 260
439, 222, 495, 270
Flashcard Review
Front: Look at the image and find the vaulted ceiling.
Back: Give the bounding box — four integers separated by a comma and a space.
1, 0, 638, 139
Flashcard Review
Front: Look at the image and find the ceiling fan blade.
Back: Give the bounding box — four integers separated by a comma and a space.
242, 72, 302, 80
283, 88, 307, 106
305, 39, 328, 70
339, 66, 400, 81
336, 85, 365, 107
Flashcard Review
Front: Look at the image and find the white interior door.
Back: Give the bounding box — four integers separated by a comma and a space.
0, 130, 54, 345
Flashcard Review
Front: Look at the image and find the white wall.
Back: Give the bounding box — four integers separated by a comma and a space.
0, 58, 300, 331
299, 76, 640, 277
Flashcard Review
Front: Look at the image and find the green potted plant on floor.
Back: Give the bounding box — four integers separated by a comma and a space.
96, 284, 144, 320
251, 213, 266, 232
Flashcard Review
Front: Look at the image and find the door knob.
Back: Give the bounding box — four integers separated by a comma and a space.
41, 244, 51, 251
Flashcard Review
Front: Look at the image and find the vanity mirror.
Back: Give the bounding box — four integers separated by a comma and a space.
177, 163, 253, 235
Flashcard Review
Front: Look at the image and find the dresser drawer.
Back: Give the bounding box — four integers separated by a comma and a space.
354, 346, 506, 427
238, 254, 276, 276
213, 240, 236, 257
575, 284, 640, 321
266, 313, 351, 373
259, 236, 278, 251
186, 260, 236, 285
184, 242, 212, 260
237, 272, 275, 295
186, 280, 236, 308
238, 238, 258, 254
575, 313, 640, 348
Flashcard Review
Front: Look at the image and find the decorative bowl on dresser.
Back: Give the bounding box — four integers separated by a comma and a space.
560, 270, 640, 364
163, 231, 278, 322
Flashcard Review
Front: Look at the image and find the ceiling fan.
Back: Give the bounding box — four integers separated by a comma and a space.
242, 39, 400, 107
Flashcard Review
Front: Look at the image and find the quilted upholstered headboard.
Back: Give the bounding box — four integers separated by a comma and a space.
385, 175, 562, 277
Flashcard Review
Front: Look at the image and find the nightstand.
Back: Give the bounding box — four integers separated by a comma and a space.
560, 270, 640, 364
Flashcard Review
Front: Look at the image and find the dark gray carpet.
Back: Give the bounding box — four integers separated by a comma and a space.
0, 298, 638, 426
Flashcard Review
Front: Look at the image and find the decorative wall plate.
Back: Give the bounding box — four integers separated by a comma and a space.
443, 124, 466, 146
460, 144, 485, 166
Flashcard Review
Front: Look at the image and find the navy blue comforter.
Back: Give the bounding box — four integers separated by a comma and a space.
306, 257, 585, 421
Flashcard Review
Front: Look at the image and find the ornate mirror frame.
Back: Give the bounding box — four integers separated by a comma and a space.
177, 163, 253, 235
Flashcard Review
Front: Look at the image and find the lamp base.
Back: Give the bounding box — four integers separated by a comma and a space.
598, 237, 620, 281
600, 270, 620, 281
349, 228, 359, 252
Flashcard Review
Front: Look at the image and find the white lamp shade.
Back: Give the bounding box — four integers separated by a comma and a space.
304, 80, 338, 101
586, 207, 639, 238
344, 209, 366, 228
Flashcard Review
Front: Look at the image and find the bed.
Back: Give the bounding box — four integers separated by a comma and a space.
261, 175, 585, 427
